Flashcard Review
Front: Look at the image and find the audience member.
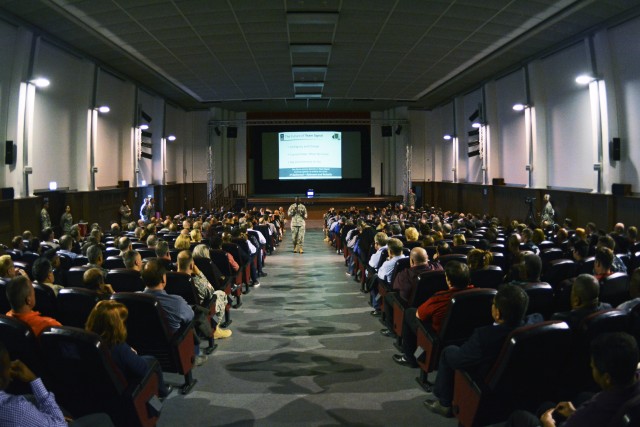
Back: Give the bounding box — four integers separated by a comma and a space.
82, 267, 114, 296
551, 274, 612, 330
5, 275, 61, 336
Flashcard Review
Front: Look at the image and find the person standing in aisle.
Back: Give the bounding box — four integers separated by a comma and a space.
287, 196, 307, 254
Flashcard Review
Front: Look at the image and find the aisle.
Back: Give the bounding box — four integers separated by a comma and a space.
158, 230, 456, 426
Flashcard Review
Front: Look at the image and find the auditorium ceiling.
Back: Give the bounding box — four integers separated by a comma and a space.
1, 0, 640, 112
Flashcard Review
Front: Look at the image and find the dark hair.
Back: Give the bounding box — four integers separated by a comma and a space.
155, 240, 169, 257
591, 332, 639, 386
573, 240, 589, 258
122, 250, 140, 269
436, 240, 452, 256
573, 274, 600, 307
522, 253, 542, 281
32, 257, 52, 283
86, 245, 102, 264
445, 261, 470, 289
6, 275, 31, 311
597, 235, 616, 251
595, 247, 614, 271
141, 258, 166, 288
495, 284, 529, 327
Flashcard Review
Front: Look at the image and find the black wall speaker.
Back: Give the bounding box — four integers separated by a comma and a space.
0, 187, 14, 200
612, 183, 631, 196
117, 180, 130, 189
227, 127, 238, 138
5, 141, 14, 165
492, 178, 505, 186
381, 126, 392, 137
612, 137, 621, 161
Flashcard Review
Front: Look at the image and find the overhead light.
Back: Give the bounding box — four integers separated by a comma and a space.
31, 78, 50, 88
286, 12, 339, 25
294, 94, 322, 98
290, 44, 332, 54
141, 180, 147, 186
443, 134, 452, 141
472, 122, 482, 129
575, 74, 595, 85
167, 135, 176, 141
294, 82, 325, 89
292, 66, 327, 73
139, 124, 149, 130
48, 181, 57, 190
97, 105, 110, 113
512, 103, 526, 111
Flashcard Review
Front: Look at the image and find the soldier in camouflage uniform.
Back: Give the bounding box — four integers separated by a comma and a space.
287, 197, 307, 254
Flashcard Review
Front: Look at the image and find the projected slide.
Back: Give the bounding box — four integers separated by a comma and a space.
278, 131, 342, 180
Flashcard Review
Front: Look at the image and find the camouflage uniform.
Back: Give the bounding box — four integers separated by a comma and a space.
287, 201, 307, 253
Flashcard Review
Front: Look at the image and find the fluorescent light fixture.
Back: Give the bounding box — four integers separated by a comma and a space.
167, 135, 176, 141
512, 103, 526, 111
139, 124, 149, 130
97, 105, 110, 113
472, 122, 482, 129
575, 74, 595, 85
292, 66, 327, 73
31, 78, 50, 88
294, 93, 322, 98
141, 180, 147, 186
286, 12, 339, 25
290, 44, 332, 54
443, 134, 452, 140
48, 181, 57, 190
294, 82, 325, 89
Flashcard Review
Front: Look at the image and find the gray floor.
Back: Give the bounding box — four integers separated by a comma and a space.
158, 228, 458, 426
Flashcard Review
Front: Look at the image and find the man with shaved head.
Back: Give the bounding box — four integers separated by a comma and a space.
380, 247, 443, 337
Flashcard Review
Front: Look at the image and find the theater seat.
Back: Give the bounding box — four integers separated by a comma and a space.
438, 254, 467, 267
40, 325, 160, 427
106, 268, 144, 293
415, 288, 496, 388
65, 266, 91, 288
470, 266, 504, 289
111, 292, 197, 394
542, 259, 577, 289
452, 321, 572, 427
0, 315, 43, 394
522, 282, 554, 320
599, 273, 630, 307
56, 287, 103, 328
32, 282, 58, 318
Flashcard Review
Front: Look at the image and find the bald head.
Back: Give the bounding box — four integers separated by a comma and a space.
410, 247, 428, 266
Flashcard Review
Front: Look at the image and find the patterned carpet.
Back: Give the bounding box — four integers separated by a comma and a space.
157, 229, 457, 426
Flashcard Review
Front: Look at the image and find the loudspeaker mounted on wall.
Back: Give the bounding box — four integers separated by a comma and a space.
395, 125, 402, 135
612, 137, 621, 161
0, 187, 14, 200
492, 178, 505, 186
117, 180, 130, 189
612, 183, 631, 196
381, 126, 392, 137
227, 127, 238, 138
5, 140, 14, 165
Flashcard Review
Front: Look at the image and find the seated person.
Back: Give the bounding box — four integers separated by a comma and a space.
31, 257, 63, 296
117, 237, 132, 257
5, 276, 61, 336
83, 268, 115, 296
509, 253, 543, 285
467, 249, 493, 271
425, 284, 529, 417
368, 232, 389, 274
506, 332, 640, 427
617, 268, 640, 312
210, 236, 239, 273
370, 238, 406, 315
142, 259, 208, 365
122, 250, 142, 272
85, 244, 108, 276
551, 274, 612, 330
0, 340, 114, 426
392, 261, 473, 367
154, 240, 175, 271
58, 235, 79, 259
593, 247, 614, 281
521, 228, 539, 255
571, 239, 589, 268
85, 300, 172, 398
597, 235, 627, 273
0, 255, 28, 280
380, 247, 442, 337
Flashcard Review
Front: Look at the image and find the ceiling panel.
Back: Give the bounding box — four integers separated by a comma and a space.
1, 0, 639, 111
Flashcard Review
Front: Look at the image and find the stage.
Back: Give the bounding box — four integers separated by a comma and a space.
246, 194, 403, 220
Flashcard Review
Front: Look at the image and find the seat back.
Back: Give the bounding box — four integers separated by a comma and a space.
410, 271, 447, 308
440, 289, 496, 345
600, 272, 630, 307
110, 292, 193, 375
65, 266, 91, 287
56, 288, 103, 328
194, 257, 224, 290
39, 325, 157, 427
0, 314, 42, 378
484, 321, 572, 408
135, 248, 156, 259
106, 268, 144, 293
579, 256, 595, 275
165, 272, 199, 306
32, 283, 58, 318
540, 248, 564, 267
522, 282, 554, 319
210, 249, 232, 277
389, 257, 411, 287
0, 280, 10, 313
489, 252, 505, 270
538, 241, 556, 251
439, 254, 467, 267
470, 266, 504, 289
104, 256, 126, 270
543, 259, 577, 289
452, 245, 475, 255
